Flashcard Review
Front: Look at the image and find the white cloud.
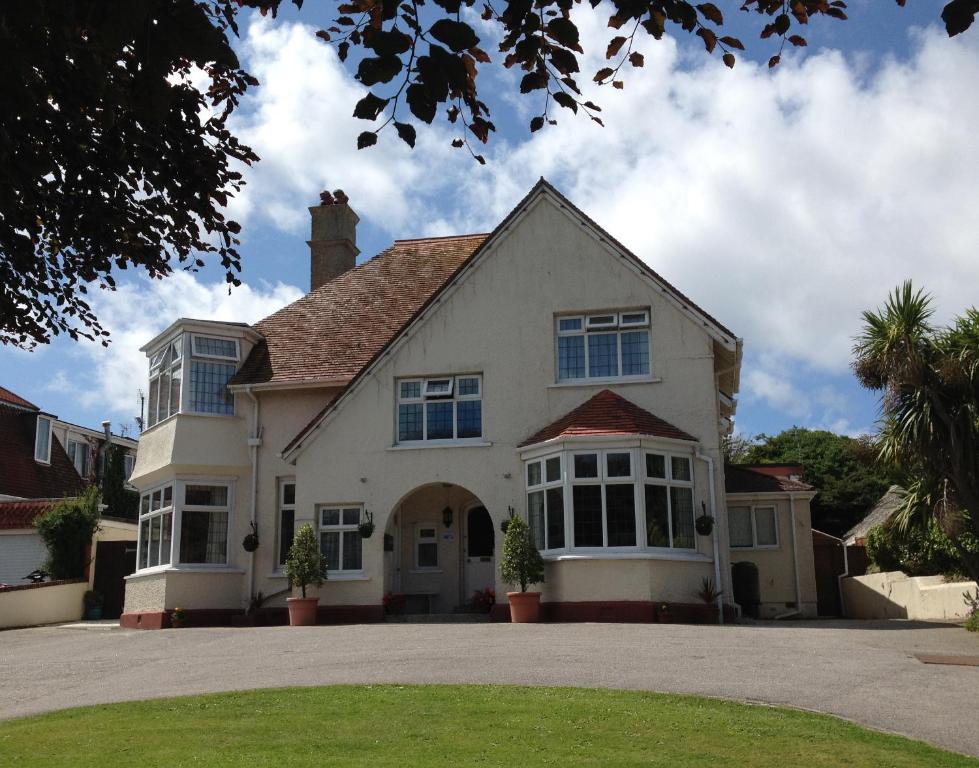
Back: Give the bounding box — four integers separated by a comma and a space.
65, 273, 302, 420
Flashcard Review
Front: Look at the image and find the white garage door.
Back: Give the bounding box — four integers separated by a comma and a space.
0, 533, 48, 585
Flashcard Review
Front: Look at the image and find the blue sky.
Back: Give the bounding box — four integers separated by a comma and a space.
4, 1, 976, 442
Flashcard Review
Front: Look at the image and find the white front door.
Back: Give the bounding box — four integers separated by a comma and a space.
463, 506, 495, 598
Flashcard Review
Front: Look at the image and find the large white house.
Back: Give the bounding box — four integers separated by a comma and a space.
123, 180, 817, 628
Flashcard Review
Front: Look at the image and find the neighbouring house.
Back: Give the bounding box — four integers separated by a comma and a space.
123, 179, 819, 628
0, 385, 138, 592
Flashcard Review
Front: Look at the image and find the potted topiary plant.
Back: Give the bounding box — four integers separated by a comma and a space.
83, 590, 103, 620
499, 515, 545, 623
169, 607, 186, 628
284, 522, 328, 626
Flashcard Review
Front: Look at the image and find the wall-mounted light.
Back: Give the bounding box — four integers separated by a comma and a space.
442, 507, 453, 528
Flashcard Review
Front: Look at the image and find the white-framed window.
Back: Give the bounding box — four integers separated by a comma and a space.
34, 416, 52, 464
319, 505, 363, 572
123, 453, 136, 481
728, 505, 779, 549
180, 484, 231, 564
66, 437, 91, 479
522, 445, 698, 555
147, 335, 183, 428
556, 310, 651, 382
137, 483, 174, 570
396, 374, 482, 443
526, 454, 565, 551
415, 522, 439, 569
277, 480, 296, 569
190, 334, 239, 361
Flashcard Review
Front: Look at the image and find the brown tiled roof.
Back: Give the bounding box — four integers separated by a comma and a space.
0, 500, 59, 530
0, 386, 38, 411
0, 405, 85, 500
725, 464, 814, 494
844, 485, 904, 542
518, 389, 697, 447
231, 234, 488, 386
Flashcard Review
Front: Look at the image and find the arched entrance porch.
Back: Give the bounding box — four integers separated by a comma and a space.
383, 483, 495, 614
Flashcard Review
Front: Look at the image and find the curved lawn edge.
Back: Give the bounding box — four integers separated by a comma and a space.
1, 685, 975, 767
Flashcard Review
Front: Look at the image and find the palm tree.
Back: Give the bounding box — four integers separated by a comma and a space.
853, 281, 979, 584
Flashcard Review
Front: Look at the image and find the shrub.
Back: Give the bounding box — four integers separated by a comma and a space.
100, 445, 138, 519
499, 515, 544, 593
965, 611, 979, 633
866, 519, 979, 580
284, 523, 328, 598
34, 487, 100, 579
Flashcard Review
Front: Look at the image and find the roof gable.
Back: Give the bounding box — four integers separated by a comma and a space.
0, 386, 38, 411
725, 464, 814, 494
519, 390, 696, 447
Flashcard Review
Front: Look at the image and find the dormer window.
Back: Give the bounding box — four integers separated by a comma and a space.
556, 309, 651, 382
34, 415, 52, 464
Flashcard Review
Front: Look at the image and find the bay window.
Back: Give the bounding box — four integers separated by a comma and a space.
319, 505, 363, 572
136, 479, 232, 571
729, 505, 779, 548
523, 444, 700, 556
138, 484, 174, 570
556, 310, 651, 382
180, 484, 230, 564
397, 374, 482, 444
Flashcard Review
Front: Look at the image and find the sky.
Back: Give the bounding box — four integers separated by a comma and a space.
3, 0, 978, 442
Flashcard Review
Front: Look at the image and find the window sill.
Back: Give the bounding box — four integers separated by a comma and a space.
126, 565, 245, 579
542, 551, 712, 563
267, 571, 370, 582
409, 568, 443, 574
388, 440, 493, 451
548, 377, 662, 389
730, 545, 780, 551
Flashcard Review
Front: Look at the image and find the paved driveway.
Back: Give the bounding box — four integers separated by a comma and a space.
1, 619, 977, 757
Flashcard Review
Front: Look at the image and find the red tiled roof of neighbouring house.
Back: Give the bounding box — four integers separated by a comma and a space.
230, 234, 489, 386
0, 500, 59, 530
519, 389, 697, 447
0, 405, 85, 499
0, 386, 38, 411
725, 464, 814, 494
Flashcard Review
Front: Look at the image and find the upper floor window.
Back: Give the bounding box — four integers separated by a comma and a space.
146, 333, 239, 428
67, 437, 91, 479
34, 416, 52, 464
123, 453, 136, 481
556, 310, 650, 382
397, 375, 482, 443
729, 505, 778, 548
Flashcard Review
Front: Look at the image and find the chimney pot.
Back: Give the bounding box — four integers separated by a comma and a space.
309, 193, 359, 291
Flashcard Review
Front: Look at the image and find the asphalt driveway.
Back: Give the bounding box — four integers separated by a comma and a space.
1, 619, 977, 757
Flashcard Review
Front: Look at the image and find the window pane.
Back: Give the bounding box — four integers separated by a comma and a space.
140, 495, 150, 516
151, 490, 161, 511
160, 512, 172, 566
425, 378, 452, 395
572, 485, 603, 547
527, 461, 542, 487
574, 454, 598, 479
185, 485, 228, 507
189, 360, 235, 415
278, 508, 294, 566
398, 403, 423, 441
139, 519, 149, 569
546, 488, 565, 549
400, 381, 421, 399
558, 317, 582, 332
457, 400, 482, 438
620, 312, 648, 326
644, 485, 670, 547
158, 370, 171, 421
728, 507, 752, 547
426, 401, 454, 439
755, 507, 778, 546
342, 531, 362, 570
588, 333, 619, 378
180, 510, 228, 564
557, 335, 585, 380
321, 508, 340, 526
646, 453, 666, 479
606, 452, 631, 478
320, 531, 340, 571
605, 484, 636, 546
163, 485, 173, 508
670, 487, 695, 549
283, 483, 295, 506
418, 542, 438, 569
194, 336, 237, 358
148, 516, 160, 568
528, 491, 545, 549
147, 378, 160, 427
545, 457, 561, 483
169, 366, 181, 416
621, 330, 650, 376
588, 314, 616, 326
671, 456, 692, 482
457, 377, 480, 396
342, 508, 360, 526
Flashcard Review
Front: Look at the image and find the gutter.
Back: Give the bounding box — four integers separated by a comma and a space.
694, 450, 724, 625
243, 387, 262, 608
774, 492, 802, 620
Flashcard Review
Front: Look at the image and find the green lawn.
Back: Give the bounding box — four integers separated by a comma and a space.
0, 685, 974, 767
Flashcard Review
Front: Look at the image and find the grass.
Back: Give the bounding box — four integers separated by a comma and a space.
0, 685, 975, 767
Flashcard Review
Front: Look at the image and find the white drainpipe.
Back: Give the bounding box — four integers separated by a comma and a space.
244, 388, 261, 608
774, 492, 802, 620
694, 450, 724, 624
837, 535, 851, 617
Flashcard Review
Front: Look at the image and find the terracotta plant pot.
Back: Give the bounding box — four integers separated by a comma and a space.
507, 591, 541, 623
170, 618, 185, 629
287, 597, 319, 626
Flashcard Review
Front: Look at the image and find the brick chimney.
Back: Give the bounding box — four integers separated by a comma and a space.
309, 189, 359, 291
